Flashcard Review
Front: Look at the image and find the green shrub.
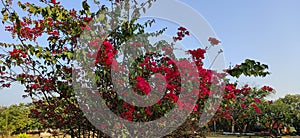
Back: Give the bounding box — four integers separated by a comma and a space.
17, 133, 28, 138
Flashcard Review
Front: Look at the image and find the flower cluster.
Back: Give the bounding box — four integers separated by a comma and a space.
208, 37, 221, 45
9, 48, 27, 59
250, 103, 261, 114
173, 27, 190, 41
135, 76, 151, 95
95, 40, 117, 66
261, 86, 274, 92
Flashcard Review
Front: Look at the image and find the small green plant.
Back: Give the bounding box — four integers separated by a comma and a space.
18, 133, 28, 138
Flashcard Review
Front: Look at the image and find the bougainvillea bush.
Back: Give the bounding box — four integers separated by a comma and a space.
0, 0, 274, 137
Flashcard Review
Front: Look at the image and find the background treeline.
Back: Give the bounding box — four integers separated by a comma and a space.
0, 103, 41, 137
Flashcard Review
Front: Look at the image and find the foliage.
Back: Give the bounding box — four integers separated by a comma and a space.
259, 94, 300, 130
218, 85, 274, 133
0, 103, 40, 136
18, 133, 28, 138
227, 59, 270, 78
277, 94, 300, 122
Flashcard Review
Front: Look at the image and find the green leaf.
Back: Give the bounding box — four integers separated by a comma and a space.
97, 14, 105, 22
82, 0, 90, 11
67, 52, 73, 59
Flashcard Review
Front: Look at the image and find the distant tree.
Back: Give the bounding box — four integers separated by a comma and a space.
209, 60, 273, 133
255, 94, 300, 137
276, 94, 300, 133
0, 103, 40, 137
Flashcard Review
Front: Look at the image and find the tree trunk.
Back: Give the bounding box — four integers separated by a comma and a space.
231, 120, 235, 133
243, 124, 247, 133
87, 125, 90, 138
97, 130, 101, 138
70, 129, 75, 138
83, 125, 85, 137
92, 129, 95, 138
78, 124, 81, 138
214, 121, 217, 132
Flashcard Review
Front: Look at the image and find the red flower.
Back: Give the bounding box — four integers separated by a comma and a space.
51, 0, 60, 5
135, 76, 151, 95
225, 106, 230, 110
255, 107, 261, 114
250, 103, 261, 114
166, 92, 178, 103
31, 84, 39, 89
83, 17, 93, 22
49, 31, 59, 36
177, 32, 184, 37
95, 40, 116, 66
2, 83, 11, 87
208, 37, 221, 45
173, 36, 182, 41
185, 31, 190, 36
174, 27, 189, 41
70, 10, 76, 17
193, 104, 199, 112
9, 49, 26, 59
9, 49, 17, 57
41, 120, 47, 124
120, 107, 134, 121
145, 107, 152, 116
241, 103, 246, 109
5, 26, 13, 31
187, 48, 206, 60
127, 115, 133, 121
242, 113, 247, 118
84, 25, 91, 31
254, 98, 261, 103
261, 86, 274, 92
178, 27, 187, 31
223, 112, 232, 120
122, 103, 132, 108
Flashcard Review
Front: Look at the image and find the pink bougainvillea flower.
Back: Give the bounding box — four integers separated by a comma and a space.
250, 103, 261, 114
254, 98, 261, 103
135, 76, 151, 95
178, 27, 187, 31
261, 86, 274, 92
208, 37, 221, 45
51, 0, 60, 5
242, 113, 247, 118
241, 103, 246, 109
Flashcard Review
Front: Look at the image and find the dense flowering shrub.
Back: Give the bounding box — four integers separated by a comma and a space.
0, 0, 274, 137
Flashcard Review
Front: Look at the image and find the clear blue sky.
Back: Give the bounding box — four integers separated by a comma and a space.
1, 0, 300, 105
185, 0, 300, 100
